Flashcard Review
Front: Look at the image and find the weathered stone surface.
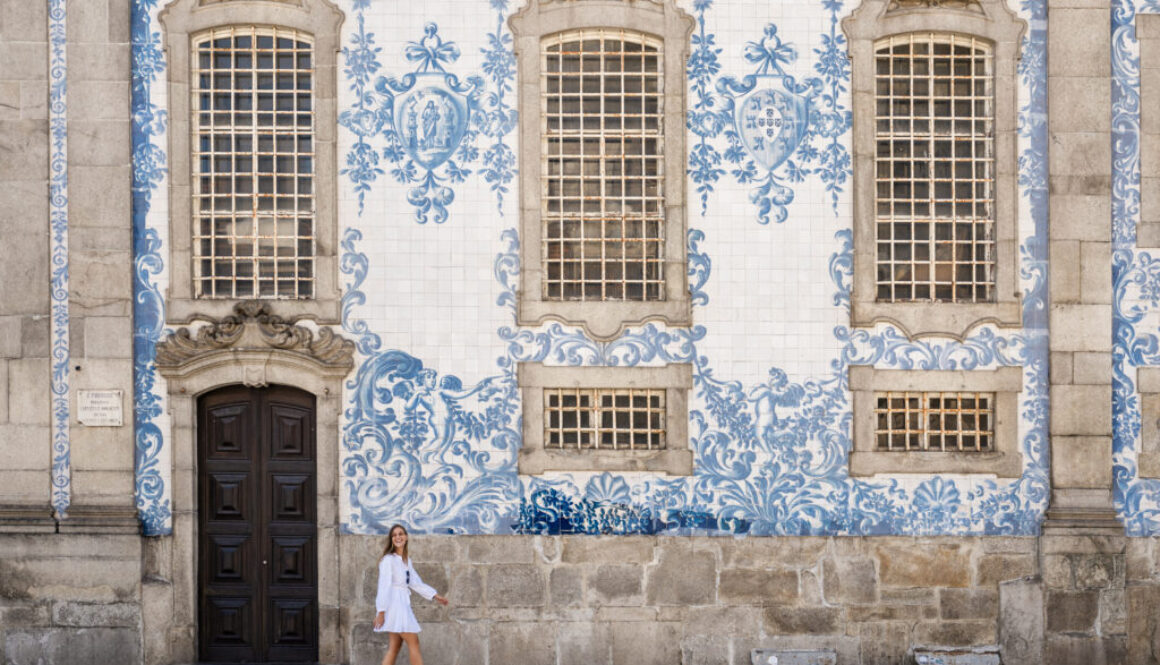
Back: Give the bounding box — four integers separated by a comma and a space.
466, 535, 534, 563
999, 579, 1043, 665
1043, 554, 1073, 588
822, 557, 877, 604
751, 648, 837, 665
858, 622, 909, 665
0, 602, 50, 627
558, 621, 610, 665
1127, 585, 1160, 663
19, 315, 48, 357
0, 316, 21, 358
485, 564, 545, 607
875, 542, 972, 588
1051, 384, 1113, 434
1046, 590, 1099, 633
680, 634, 731, 665
561, 535, 654, 564
976, 554, 1036, 586
645, 548, 715, 605
5, 628, 139, 665
1050, 306, 1114, 354
686, 606, 762, 637
448, 564, 482, 606
1074, 554, 1122, 590
718, 537, 827, 568
52, 602, 138, 627
719, 568, 798, 605
1044, 634, 1128, 665
940, 589, 999, 621
412, 562, 447, 597
7, 358, 48, 426
847, 602, 936, 622
415, 619, 488, 665
912, 620, 997, 646
589, 563, 642, 605
611, 620, 680, 665
1100, 588, 1127, 636
488, 621, 555, 665
0, 0, 46, 42
82, 317, 131, 359
763, 606, 842, 635
549, 566, 583, 607
1052, 436, 1114, 488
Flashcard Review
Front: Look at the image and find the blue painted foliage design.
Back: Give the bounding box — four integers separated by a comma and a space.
338, 0, 1049, 537
131, 0, 171, 535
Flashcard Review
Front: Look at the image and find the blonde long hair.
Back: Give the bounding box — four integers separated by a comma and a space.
382, 523, 409, 562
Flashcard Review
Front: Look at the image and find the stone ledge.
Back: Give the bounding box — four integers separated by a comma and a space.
56, 505, 139, 535
0, 505, 56, 533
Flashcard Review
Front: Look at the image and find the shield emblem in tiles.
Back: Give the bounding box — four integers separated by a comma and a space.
735, 87, 809, 171
395, 85, 469, 170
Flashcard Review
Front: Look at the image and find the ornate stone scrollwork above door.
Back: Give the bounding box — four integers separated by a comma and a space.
154, 301, 355, 386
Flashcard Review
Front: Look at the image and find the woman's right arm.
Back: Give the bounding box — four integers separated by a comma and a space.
374, 557, 391, 612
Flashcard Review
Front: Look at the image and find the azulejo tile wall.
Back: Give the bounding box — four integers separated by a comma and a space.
130, 0, 1058, 538
1112, 0, 1160, 536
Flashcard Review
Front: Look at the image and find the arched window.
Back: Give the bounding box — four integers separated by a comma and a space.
843, 0, 1025, 339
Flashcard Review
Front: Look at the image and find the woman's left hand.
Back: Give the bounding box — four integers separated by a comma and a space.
434, 594, 449, 606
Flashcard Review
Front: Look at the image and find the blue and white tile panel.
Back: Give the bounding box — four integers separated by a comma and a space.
130, 0, 1053, 537
131, 0, 173, 535
48, 0, 71, 517
1112, 0, 1160, 535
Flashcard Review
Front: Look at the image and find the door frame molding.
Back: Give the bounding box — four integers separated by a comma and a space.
149, 302, 354, 664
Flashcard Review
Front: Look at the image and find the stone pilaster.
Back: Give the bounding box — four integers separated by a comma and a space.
1044, 0, 1127, 662
1046, 0, 1119, 534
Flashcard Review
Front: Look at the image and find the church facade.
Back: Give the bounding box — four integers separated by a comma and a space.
0, 0, 1157, 662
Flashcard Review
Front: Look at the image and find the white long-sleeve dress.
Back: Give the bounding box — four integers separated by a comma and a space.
374, 553, 438, 634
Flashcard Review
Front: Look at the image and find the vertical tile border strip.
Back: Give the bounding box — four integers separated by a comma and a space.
131, 0, 171, 535
48, 0, 70, 517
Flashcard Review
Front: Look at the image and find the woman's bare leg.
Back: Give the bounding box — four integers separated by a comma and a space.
381, 632, 403, 665
400, 632, 423, 665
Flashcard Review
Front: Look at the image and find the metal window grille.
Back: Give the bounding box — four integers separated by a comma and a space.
874, 33, 994, 303
874, 391, 994, 452
192, 27, 315, 299
541, 29, 665, 302
544, 388, 666, 450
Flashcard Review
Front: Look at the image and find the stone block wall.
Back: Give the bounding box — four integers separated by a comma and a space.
0, 0, 51, 509
0, 534, 142, 664
338, 535, 1046, 665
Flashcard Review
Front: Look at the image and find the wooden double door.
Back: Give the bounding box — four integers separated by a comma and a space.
198, 385, 319, 663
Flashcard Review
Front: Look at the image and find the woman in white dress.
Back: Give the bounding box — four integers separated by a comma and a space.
374, 524, 449, 665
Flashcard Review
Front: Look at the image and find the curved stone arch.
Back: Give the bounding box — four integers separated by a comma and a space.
147, 302, 354, 664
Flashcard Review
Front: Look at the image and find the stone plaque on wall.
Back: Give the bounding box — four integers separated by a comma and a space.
78, 390, 123, 427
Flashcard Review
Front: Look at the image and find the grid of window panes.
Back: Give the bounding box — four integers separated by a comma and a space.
541, 29, 665, 301
874, 391, 994, 452
192, 27, 314, 299
874, 33, 995, 303
544, 388, 666, 450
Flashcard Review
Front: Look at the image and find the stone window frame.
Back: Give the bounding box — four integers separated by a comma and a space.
509, 0, 695, 341
1136, 368, 1160, 477
518, 363, 693, 475
842, 0, 1025, 340
159, 0, 344, 324
848, 365, 1023, 477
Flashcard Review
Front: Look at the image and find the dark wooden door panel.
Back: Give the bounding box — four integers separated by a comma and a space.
199, 385, 317, 663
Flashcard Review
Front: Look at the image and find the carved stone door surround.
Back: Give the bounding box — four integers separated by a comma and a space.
146, 302, 354, 665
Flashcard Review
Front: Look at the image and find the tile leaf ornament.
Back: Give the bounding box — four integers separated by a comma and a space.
131, 0, 171, 535
1111, 0, 1160, 535
48, 0, 71, 517
341, 9, 519, 223
687, 2, 851, 223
